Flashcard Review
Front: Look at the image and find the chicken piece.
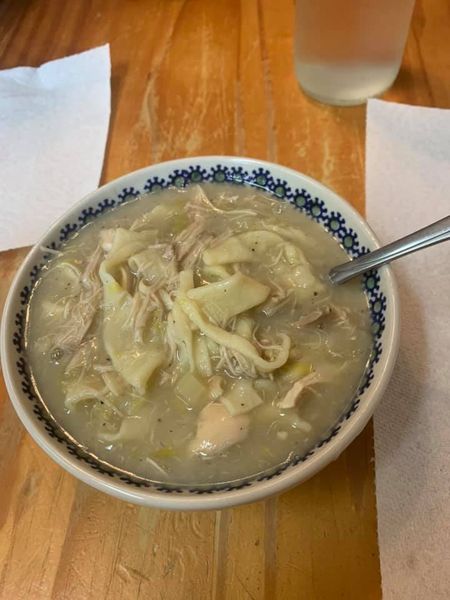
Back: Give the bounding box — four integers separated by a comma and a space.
294, 303, 350, 328
174, 216, 207, 262
190, 402, 249, 457
278, 372, 321, 409
187, 185, 257, 218
48, 246, 103, 353
64, 338, 97, 374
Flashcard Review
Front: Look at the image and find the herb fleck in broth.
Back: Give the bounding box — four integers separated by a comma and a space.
26, 184, 372, 485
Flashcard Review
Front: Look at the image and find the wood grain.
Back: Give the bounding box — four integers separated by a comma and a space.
0, 1, 448, 598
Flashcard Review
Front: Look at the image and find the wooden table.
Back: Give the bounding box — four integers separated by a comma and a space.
0, 1, 448, 598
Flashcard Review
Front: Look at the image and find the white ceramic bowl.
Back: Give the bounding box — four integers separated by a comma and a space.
0, 156, 399, 510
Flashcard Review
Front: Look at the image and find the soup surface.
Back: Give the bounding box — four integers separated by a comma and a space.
26, 184, 372, 485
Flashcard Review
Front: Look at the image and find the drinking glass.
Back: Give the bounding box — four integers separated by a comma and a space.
294, 0, 415, 106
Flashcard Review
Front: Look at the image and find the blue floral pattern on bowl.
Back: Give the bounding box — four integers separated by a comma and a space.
12, 163, 386, 494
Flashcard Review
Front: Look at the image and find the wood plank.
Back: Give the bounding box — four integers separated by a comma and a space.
273, 426, 380, 600
255, 3, 380, 598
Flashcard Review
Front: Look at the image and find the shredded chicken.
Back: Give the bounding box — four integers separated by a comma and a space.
173, 215, 207, 262
49, 245, 103, 353
182, 234, 214, 269
128, 289, 161, 344
186, 185, 258, 218
81, 244, 103, 287
64, 338, 96, 374
278, 372, 321, 409
294, 303, 350, 328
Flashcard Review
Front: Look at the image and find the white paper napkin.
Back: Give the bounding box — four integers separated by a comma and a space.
0, 45, 111, 251
366, 99, 450, 599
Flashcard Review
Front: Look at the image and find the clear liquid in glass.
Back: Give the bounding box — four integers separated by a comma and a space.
295, 0, 415, 106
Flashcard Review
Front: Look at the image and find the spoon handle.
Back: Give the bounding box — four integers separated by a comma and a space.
329, 214, 450, 285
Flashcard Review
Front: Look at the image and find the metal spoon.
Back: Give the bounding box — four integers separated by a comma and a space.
328, 215, 450, 285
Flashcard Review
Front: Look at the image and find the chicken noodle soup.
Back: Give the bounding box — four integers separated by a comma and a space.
26, 184, 372, 485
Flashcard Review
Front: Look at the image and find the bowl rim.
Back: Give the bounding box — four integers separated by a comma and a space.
0, 155, 400, 510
